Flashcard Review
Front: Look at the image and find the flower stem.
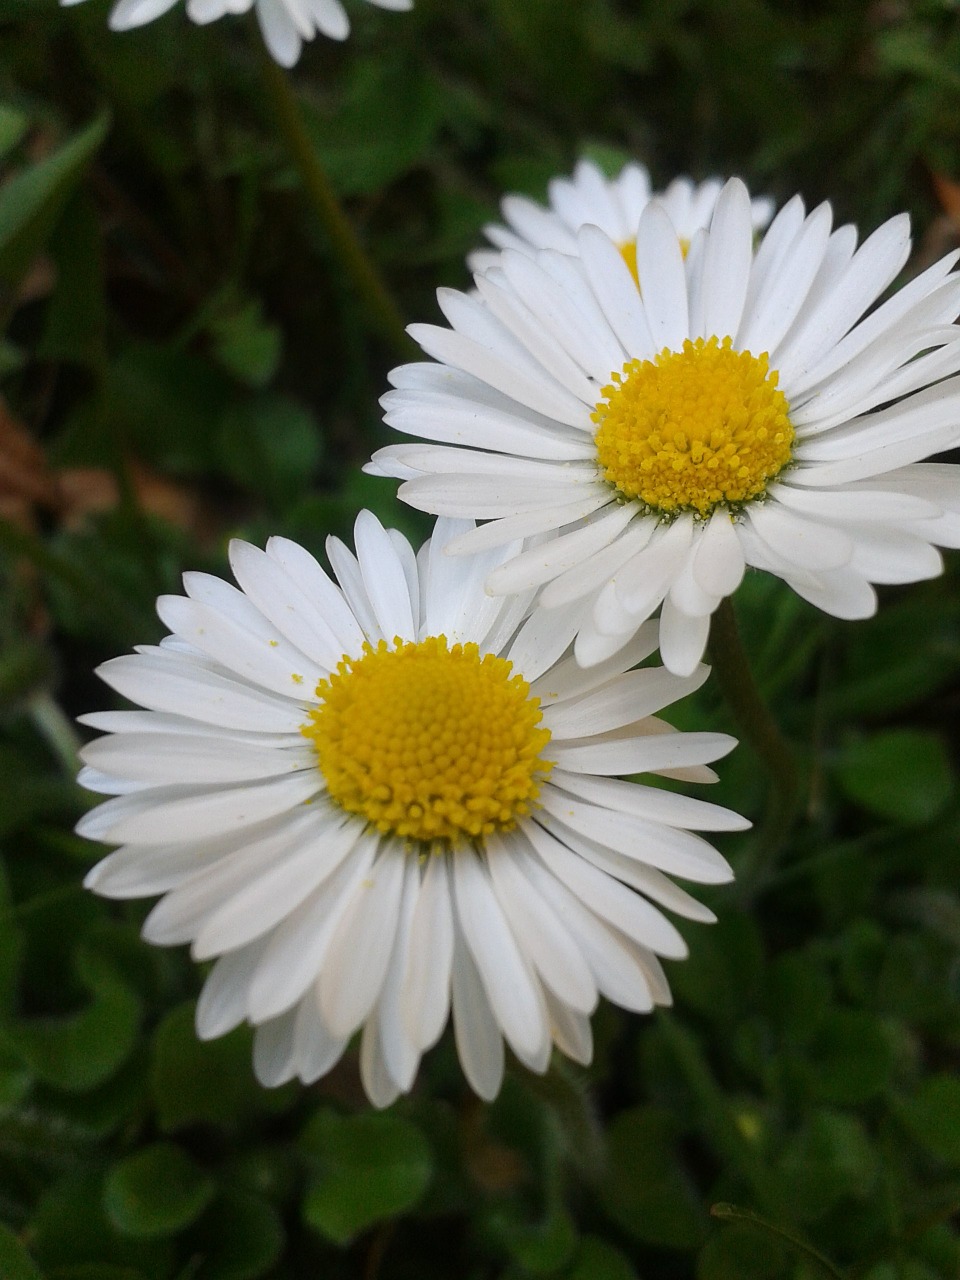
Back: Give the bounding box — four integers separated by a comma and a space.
707, 596, 800, 891
28, 689, 82, 777
257, 49, 414, 358
711, 1203, 847, 1280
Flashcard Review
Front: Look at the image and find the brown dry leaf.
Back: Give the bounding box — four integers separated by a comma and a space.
58, 461, 222, 544
932, 170, 960, 224
0, 397, 64, 524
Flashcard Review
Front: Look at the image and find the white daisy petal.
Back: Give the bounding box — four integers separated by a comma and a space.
380, 391, 592, 459
543, 665, 708, 739
784, 567, 878, 619
265, 537, 365, 656
227, 540, 345, 672
452, 850, 548, 1061
139, 809, 333, 945
196, 937, 271, 1040
92, 0, 409, 62
486, 505, 637, 597
354, 510, 417, 642
441, 492, 614, 556
538, 792, 734, 884
251, 1011, 298, 1087
401, 854, 454, 1051
511, 843, 654, 1012
408, 323, 591, 430
370, 858, 422, 1095
451, 930, 504, 1101
549, 769, 750, 832
319, 847, 406, 1038
246, 835, 377, 1021
292, 998, 348, 1084
635, 203, 689, 349
525, 821, 688, 959
192, 814, 360, 960
578, 224, 655, 358
658, 599, 712, 678
96, 653, 306, 732
360, 1017, 403, 1111
738, 201, 833, 356
745, 503, 854, 572
80, 732, 311, 786
544, 991, 593, 1066
692, 509, 746, 597
487, 831, 597, 1014
700, 177, 754, 340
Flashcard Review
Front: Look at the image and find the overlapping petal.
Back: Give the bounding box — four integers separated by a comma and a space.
62, 0, 412, 64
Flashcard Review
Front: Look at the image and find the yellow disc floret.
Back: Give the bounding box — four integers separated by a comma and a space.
301, 636, 553, 847
592, 335, 794, 518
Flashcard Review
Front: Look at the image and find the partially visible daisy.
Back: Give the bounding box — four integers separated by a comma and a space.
76, 512, 745, 1106
60, 0, 412, 67
468, 158, 774, 275
369, 179, 960, 677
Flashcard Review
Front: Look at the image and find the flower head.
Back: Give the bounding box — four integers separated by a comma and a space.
468, 157, 773, 276
370, 179, 960, 675
77, 513, 745, 1105
61, 0, 412, 66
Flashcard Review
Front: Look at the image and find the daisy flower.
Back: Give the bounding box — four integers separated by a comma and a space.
76, 512, 745, 1106
60, 0, 412, 67
468, 157, 774, 275
369, 178, 960, 677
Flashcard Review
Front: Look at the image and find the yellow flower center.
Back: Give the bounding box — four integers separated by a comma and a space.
592, 335, 794, 518
618, 237, 690, 287
301, 636, 552, 847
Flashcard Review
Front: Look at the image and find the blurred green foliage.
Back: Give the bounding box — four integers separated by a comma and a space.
1, 0, 960, 1276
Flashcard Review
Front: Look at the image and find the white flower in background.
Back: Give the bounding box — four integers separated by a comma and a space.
60, 0, 412, 67
468, 157, 774, 275
370, 179, 960, 677
76, 512, 746, 1106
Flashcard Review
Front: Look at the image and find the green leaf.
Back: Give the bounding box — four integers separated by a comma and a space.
304, 59, 445, 197
669, 913, 764, 1026
834, 730, 954, 826
900, 1075, 960, 1164
103, 1143, 215, 1239
0, 112, 109, 291
38, 193, 106, 369
772, 1111, 877, 1222
47, 1268, 149, 1280
697, 1223, 787, 1280
598, 1106, 707, 1248
208, 297, 281, 388
0, 947, 140, 1091
184, 1191, 284, 1280
0, 104, 29, 163
216, 395, 322, 510
300, 1110, 433, 1245
107, 344, 233, 475
0, 1223, 43, 1280
30, 1172, 173, 1275
496, 1204, 577, 1275
806, 1010, 894, 1105
565, 1236, 638, 1280
150, 1001, 292, 1132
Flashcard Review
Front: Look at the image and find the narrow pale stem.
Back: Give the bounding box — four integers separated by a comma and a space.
711, 1203, 847, 1280
29, 690, 82, 777
707, 597, 800, 891
258, 50, 414, 358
